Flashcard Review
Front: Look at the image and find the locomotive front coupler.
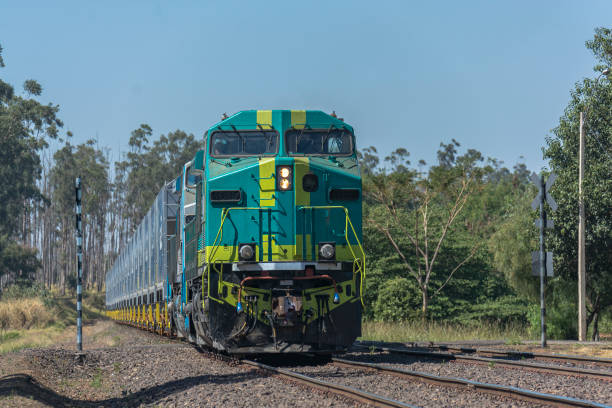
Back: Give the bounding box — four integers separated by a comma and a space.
236, 272, 340, 314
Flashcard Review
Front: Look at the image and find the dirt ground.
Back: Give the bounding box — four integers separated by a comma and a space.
495, 341, 612, 358
0, 320, 170, 407
0, 320, 354, 408
2, 320, 611, 407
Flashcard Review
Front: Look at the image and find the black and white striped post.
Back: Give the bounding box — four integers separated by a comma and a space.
75, 177, 83, 352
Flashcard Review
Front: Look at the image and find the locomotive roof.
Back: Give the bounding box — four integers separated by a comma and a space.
206, 110, 354, 134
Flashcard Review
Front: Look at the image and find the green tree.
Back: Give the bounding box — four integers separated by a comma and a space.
115, 126, 200, 235
50, 140, 110, 291
488, 192, 539, 301
543, 27, 612, 340
365, 143, 483, 318
0, 43, 62, 282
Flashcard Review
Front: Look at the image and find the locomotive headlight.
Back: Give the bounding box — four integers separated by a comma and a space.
279, 167, 290, 178
279, 178, 291, 190
277, 166, 293, 191
239, 244, 255, 260
319, 243, 335, 260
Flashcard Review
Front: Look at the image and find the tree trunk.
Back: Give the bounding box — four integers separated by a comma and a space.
421, 289, 428, 320
592, 311, 600, 341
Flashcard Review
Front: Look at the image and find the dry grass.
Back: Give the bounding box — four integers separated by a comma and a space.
509, 343, 612, 358
0, 292, 107, 354
0, 298, 54, 331
0, 327, 65, 354
360, 320, 528, 343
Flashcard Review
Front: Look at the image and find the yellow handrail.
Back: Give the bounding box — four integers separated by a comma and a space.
208, 207, 264, 263
207, 205, 366, 306
297, 205, 366, 306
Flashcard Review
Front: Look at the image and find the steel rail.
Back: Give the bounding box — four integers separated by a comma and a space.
454, 347, 612, 367
241, 359, 417, 408
332, 357, 610, 408
356, 341, 612, 366
354, 345, 612, 382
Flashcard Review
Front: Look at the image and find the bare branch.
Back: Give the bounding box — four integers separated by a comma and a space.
369, 218, 422, 284
385, 203, 428, 259
427, 175, 474, 274
432, 243, 480, 298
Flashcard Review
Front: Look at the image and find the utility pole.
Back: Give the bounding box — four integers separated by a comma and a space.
578, 112, 587, 342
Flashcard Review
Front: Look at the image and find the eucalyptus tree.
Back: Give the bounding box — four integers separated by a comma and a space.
114, 125, 200, 237
50, 140, 110, 291
0, 43, 62, 284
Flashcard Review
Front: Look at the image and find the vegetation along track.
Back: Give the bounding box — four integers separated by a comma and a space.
355, 345, 612, 381
331, 357, 610, 408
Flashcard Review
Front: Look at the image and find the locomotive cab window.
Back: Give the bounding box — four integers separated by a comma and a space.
286, 128, 353, 156
210, 130, 278, 157
184, 164, 201, 223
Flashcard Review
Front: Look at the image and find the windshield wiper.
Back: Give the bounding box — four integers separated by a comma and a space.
230, 125, 245, 153
210, 157, 231, 167
320, 125, 337, 152
294, 124, 311, 151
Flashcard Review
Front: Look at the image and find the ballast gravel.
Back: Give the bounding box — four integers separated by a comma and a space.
0, 323, 358, 408
288, 362, 548, 408
337, 351, 612, 406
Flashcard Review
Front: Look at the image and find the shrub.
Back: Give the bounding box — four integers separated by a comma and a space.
527, 299, 578, 340
1, 282, 55, 308
0, 298, 54, 330
373, 277, 422, 321
452, 295, 530, 327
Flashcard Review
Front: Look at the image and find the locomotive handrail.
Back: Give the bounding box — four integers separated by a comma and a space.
297, 205, 366, 306
250, 172, 276, 181
207, 205, 366, 306
208, 206, 277, 263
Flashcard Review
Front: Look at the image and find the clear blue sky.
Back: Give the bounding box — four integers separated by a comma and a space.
1, 1, 610, 172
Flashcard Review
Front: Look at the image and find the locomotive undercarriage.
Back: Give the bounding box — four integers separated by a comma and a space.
173, 261, 362, 354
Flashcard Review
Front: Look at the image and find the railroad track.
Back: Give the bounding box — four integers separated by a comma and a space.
241, 359, 417, 408
353, 344, 612, 382
447, 347, 612, 367
116, 323, 611, 407
356, 341, 612, 367
331, 357, 610, 408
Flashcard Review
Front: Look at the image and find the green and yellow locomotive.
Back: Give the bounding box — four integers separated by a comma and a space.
106, 110, 365, 354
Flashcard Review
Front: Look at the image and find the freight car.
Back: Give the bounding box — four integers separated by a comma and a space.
106, 110, 365, 354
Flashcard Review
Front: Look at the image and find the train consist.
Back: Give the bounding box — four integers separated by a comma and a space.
105, 110, 365, 354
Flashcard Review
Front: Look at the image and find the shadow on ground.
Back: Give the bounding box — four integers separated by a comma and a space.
0, 370, 254, 407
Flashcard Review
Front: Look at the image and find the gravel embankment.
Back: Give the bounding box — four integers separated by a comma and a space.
0, 323, 359, 408
336, 351, 612, 405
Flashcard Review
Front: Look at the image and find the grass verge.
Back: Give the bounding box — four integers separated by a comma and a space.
0, 291, 106, 353
360, 320, 529, 343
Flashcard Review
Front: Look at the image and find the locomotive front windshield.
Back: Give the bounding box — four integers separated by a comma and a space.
285, 128, 353, 156
210, 130, 278, 157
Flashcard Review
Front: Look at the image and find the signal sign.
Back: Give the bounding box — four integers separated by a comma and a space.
531, 251, 553, 277
530, 172, 557, 348
531, 172, 557, 211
